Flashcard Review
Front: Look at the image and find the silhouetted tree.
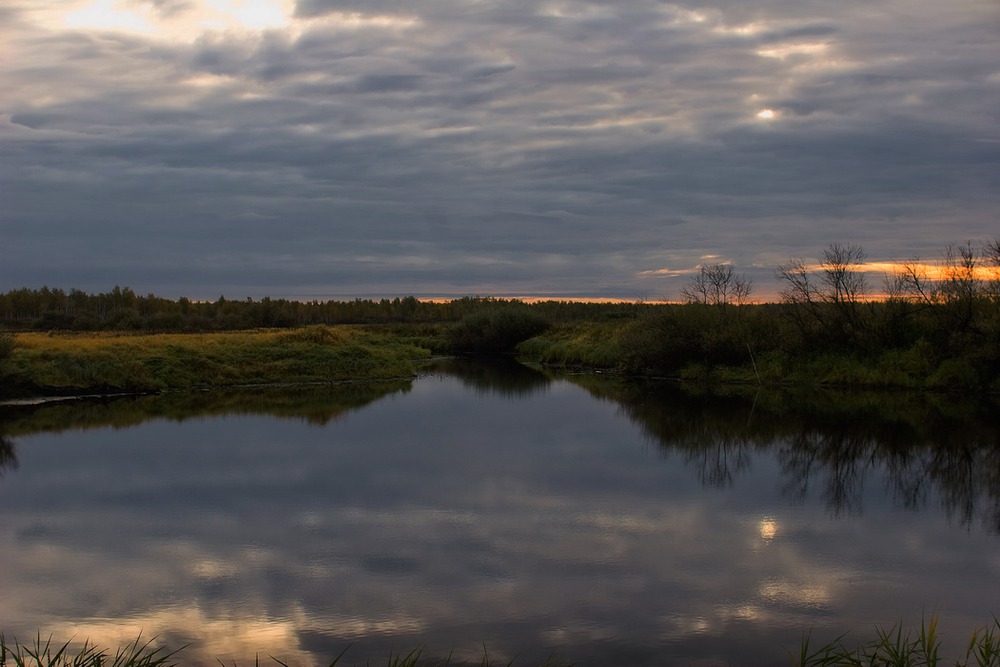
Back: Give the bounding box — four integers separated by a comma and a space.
776, 243, 870, 350
681, 263, 752, 307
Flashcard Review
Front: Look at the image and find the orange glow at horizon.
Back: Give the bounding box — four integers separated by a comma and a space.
801, 260, 1000, 281
416, 296, 675, 305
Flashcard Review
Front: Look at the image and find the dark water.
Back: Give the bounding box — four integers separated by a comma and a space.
0, 360, 998, 666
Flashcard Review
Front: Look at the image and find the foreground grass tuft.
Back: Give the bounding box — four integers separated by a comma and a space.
789, 615, 1000, 667
0, 633, 182, 667
0, 637, 572, 667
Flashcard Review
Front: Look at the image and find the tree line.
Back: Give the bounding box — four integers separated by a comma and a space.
0, 286, 653, 335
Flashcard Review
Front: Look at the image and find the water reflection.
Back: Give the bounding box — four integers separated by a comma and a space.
0, 368, 997, 666
0, 381, 411, 436
567, 377, 1000, 533
3, 375, 999, 532
0, 432, 17, 476
422, 357, 551, 398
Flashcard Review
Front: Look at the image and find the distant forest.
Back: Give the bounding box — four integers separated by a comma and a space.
0, 286, 641, 331
1, 240, 997, 334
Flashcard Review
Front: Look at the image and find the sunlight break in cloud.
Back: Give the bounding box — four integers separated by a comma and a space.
60, 0, 294, 38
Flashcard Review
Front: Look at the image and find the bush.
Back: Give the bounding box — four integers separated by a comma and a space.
927, 357, 982, 391
447, 308, 551, 356
619, 306, 759, 376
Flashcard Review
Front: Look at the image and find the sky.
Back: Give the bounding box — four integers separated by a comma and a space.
1, 0, 998, 301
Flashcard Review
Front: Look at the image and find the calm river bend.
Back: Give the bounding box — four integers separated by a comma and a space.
0, 359, 997, 666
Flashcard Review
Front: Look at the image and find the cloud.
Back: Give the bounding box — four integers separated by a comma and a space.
1, 0, 998, 299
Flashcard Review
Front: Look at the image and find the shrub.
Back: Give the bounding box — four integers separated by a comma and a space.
447, 308, 551, 356
927, 357, 982, 391
619, 306, 759, 376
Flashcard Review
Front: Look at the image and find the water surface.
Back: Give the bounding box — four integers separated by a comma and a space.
0, 361, 997, 666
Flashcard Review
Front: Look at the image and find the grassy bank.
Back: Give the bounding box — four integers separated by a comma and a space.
515, 307, 1000, 392
0, 327, 430, 398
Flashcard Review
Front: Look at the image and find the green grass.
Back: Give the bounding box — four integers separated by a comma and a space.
1, 327, 431, 397
515, 321, 628, 369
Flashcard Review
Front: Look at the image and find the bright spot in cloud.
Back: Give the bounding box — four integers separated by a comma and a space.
207, 0, 291, 30
63, 0, 153, 32
59, 0, 293, 38
757, 109, 776, 119
757, 42, 830, 59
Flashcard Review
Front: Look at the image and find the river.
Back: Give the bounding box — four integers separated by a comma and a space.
0, 359, 997, 666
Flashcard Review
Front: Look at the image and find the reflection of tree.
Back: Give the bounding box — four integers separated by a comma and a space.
565, 374, 1000, 534
424, 357, 551, 398
0, 432, 18, 477
0, 381, 412, 438
686, 435, 753, 488
778, 431, 873, 518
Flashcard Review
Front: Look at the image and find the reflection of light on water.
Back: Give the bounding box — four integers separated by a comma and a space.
192, 558, 236, 578
758, 580, 831, 610
759, 517, 778, 542
539, 623, 619, 644
723, 604, 760, 621
658, 614, 713, 638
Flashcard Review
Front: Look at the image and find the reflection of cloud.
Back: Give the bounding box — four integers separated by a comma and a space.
1, 374, 998, 664
46, 605, 425, 666
758, 580, 832, 611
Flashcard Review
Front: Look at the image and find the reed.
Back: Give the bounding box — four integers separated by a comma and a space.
0, 638, 567, 667
0, 633, 181, 667
789, 615, 1000, 667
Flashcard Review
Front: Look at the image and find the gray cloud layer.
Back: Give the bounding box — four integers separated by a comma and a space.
2, 0, 998, 299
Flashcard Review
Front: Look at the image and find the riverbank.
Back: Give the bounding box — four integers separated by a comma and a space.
0, 327, 430, 398
2, 303, 999, 398
515, 316, 1000, 393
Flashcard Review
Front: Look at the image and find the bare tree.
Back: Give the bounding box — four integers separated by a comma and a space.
939, 241, 982, 305
986, 238, 1000, 300
776, 244, 870, 346
681, 263, 752, 307
778, 244, 868, 305
893, 239, 998, 335
895, 257, 935, 307
820, 243, 867, 304
776, 257, 820, 306
898, 240, 998, 304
